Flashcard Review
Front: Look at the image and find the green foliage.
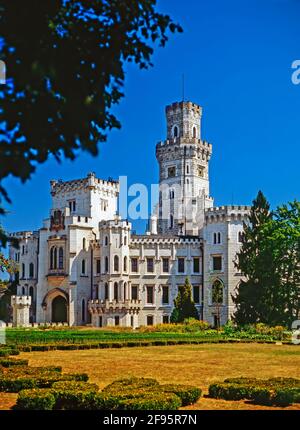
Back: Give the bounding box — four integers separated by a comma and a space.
171, 277, 199, 323
0, 364, 88, 392
160, 384, 202, 406
233, 192, 300, 327
0, 358, 28, 367
16, 388, 57, 410
0, 1, 182, 247
209, 377, 300, 406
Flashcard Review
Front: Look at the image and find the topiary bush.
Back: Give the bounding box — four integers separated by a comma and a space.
15, 388, 56, 410
209, 377, 300, 406
160, 384, 201, 406
0, 358, 29, 367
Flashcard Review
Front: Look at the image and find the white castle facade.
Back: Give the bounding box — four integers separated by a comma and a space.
9, 101, 250, 328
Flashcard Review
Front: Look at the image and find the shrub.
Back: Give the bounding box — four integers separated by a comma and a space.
161, 384, 201, 406
15, 388, 56, 410
120, 393, 181, 410
0, 358, 28, 367
103, 377, 159, 393
52, 381, 99, 410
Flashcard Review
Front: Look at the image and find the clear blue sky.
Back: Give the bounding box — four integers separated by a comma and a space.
2, 0, 300, 235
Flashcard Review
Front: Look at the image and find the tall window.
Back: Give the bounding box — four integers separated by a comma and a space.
96, 259, 101, 274
131, 285, 138, 301
131, 258, 138, 273
114, 282, 118, 301
22, 263, 25, 279
167, 166, 176, 178
104, 283, 109, 300
212, 256, 222, 271
163, 315, 169, 324
193, 126, 197, 138
178, 258, 185, 273
162, 286, 169, 304
124, 236, 127, 246
213, 232, 221, 244
82, 238, 86, 250
123, 256, 127, 272
81, 259, 86, 275
105, 256, 109, 273
69, 200, 76, 213
170, 214, 174, 229
29, 263, 34, 278
82, 299, 85, 322
58, 247, 64, 269
114, 255, 119, 272
115, 316, 120, 326
29, 286, 34, 300
193, 257, 200, 273
146, 286, 154, 304
147, 315, 154, 326
212, 280, 223, 304
162, 258, 169, 273
105, 236, 108, 246
147, 258, 154, 273
193, 286, 200, 304
238, 231, 243, 243
173, 125, 179, 138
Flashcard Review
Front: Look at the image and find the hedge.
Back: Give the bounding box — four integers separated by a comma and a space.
0, 358, 29, 367
209, 377, 300, 406
15, 376, 202, 410
160, 384, 202, 406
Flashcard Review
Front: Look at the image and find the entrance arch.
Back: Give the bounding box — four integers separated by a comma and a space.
52, 295, 68, 323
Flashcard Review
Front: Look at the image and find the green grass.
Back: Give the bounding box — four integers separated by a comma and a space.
4, 327, 292, 348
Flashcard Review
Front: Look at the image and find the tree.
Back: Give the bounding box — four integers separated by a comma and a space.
0, 0, 182, 246
211, 279, 224, 330
232, 191, 277, 325
171, 277, 199, 323
0, 252, 18, 321
271, 201, 300, 326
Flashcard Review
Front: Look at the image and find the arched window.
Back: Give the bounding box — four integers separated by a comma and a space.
193, 126, 197, 138
170, 214, 174, 229
238, 231, 243, 243
105, 236, 108, 246
186, 164, 189, 174
58, 247, 64, 269
218, 233, 221, 244
50, 246, 55, 269
29, 286, 34, 300
22, 286, 25, 295
124, 236, 127, 246
82, 299, 85, 322
105, 256, 109, 273
22, 263, 25, 279
53, 247, 57, 269
82, 238, 86, 250
81, 259, 86, 275
212, 280, 224, 304
114, 255, 119, 272
123, 256, 127, 272
114, 282, 118, 301
104, 283, 109, 300
29, 263, 34, 278
124, 282, 127, 300
173, 125, 179, 138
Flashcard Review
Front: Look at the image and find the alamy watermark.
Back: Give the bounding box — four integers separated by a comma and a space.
291, 60, 300, 85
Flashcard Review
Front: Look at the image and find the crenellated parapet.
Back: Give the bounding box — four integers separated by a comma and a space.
205, 205, 251, 224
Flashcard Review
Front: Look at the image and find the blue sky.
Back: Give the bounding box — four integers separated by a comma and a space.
2, 0, 300, 235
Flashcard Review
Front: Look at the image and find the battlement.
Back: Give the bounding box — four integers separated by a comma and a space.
99, 217, 131, 231
166, 101, 202, 115
50, 172, 119, 196
156, 138, 212, 151
130, 235, 202, 245
205, 205, 251, 224
11, 295, 32, 307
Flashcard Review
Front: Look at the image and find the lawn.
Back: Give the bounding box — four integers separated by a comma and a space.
0, 343, 299, 410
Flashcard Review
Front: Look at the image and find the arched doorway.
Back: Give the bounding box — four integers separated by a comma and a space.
52, 296, 68, 323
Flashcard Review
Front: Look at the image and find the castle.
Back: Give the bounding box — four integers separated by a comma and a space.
9, 101, 250, 328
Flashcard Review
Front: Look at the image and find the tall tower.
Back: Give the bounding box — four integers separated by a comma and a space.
156, 101, 213, 236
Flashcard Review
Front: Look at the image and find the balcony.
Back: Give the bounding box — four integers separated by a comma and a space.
88, 299, 141, 314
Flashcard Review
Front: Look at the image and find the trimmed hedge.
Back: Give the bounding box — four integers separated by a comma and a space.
0, 358, 29, 367
15, 375, 201, 410
209, 377, 300, 406
0, 365, 88, 393
16, 388, 57, 410
160, 384, 202, 406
